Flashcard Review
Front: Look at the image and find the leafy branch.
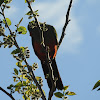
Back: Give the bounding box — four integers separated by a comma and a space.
0, 86, 15, 100
0, 1, 46, 100
54, 86, 76, 99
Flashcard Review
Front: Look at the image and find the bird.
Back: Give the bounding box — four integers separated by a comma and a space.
28, 21, 63, 90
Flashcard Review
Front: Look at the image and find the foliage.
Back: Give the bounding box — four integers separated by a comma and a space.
54, 86, 76, 100
93, 80, 100, 91
0, 0, 75, 100
0, 1, 43, 99
25, 0, 35, 3
7, 62, 43, 99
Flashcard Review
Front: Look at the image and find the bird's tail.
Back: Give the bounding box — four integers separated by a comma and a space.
41, 58, 64, 90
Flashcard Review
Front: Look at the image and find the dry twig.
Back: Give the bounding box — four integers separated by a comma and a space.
58, 0, 73, 49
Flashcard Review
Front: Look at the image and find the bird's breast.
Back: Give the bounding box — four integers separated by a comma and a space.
33, 41, 57, 61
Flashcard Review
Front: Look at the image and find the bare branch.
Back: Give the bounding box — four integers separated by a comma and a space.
58, 0, 73, 49
0, 86, 15, 100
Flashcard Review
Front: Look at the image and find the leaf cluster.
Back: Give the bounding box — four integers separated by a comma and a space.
0, 0, 12, 6
11, 47, 30, 61
0, 2, 44, 99
54, 86, 76, 100
7, 61, 43, 100
28, 20, 48, 32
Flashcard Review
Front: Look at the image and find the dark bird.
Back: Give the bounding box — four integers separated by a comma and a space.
28, 21, 63, 90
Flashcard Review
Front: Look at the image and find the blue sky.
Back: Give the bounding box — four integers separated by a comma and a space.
0, 0, 100, 100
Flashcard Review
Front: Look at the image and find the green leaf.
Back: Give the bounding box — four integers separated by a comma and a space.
3, 18, 11, 26
14, 68, 18, 75
25, 0, 35, 3
66, 91, 76, 96
63, 86, 69, 91
20, 47, 25, 53
15, 86, 20, 92
16, 61, 22, 67
17, 26, 27, 34
22, 95, 30, 100
11, 49, 20, 54
36, 76, 41, 81
13, 77, 17, 82
54, 92, 64, 98
93, 80, 100, 90
20, 75, 27, 79
0, 0, 4, 6
11, 47, 25, 54
64, 96, 68, 99
26, 11, 33, 15
7, 84, 14, 89
5, 5, 10, 8
4, 44, 8, 48
15, 81, 27, 87
28, 16, 34, 19
4, 0, 12, 4
97, 88, 100, 91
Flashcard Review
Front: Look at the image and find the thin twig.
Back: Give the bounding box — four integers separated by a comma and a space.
0, 86, 15, 100
1, 7, 12, 35
58, 0, 73, 49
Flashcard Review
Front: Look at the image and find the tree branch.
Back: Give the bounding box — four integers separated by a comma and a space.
58, 0, 73, 49
26, 0, 56, 99
45, 47, 56, 100
1, 3, 47, 100
0, 86, 15, 100
1, 7, 12, 35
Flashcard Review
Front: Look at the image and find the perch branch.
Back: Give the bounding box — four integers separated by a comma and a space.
46, 47, 56, 100
26, 0, 56, 99
58, 0, 73, 49
0, 86, 15, 100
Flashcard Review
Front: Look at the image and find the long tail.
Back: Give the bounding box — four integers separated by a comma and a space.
41, 58, 64, 90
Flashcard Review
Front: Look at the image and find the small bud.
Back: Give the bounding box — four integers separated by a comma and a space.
26, 54, 30, 58
3, 37, 7, 41
8, 44, 13, 48
4, 44, 8, 48
16, 57, 21, 61
25, 47, 28, 49
18, 54, 22, 58
0, 21, 3, 23
18, 32, 22, 34
26, 49, 30, 54
5, 24, 7, 28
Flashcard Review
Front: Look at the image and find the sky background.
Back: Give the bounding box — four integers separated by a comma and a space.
0, 0, 100, 100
